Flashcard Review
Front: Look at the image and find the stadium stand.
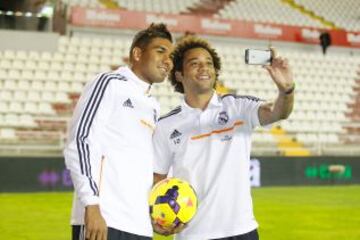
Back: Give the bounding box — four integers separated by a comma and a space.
0, 0, 359, 157
214, 44, 360, 155
216, 0, 327, 28
293, 0, 360, 32
62, 0, 203, 14
1, 36, 359, 156
61, 0, 357, 32
113, 0, 202, 13
61, 0, 103, 8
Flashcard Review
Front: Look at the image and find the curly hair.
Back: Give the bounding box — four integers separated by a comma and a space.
169, 36, 221, 93
129, 23, 173, 62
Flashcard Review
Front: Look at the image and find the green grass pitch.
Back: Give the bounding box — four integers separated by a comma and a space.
1, 186, 359, 240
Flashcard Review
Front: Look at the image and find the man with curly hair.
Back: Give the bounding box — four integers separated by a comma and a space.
64, 23, 173, 240
152, 36, 294, 240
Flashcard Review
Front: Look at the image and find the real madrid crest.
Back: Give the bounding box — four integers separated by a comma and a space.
217, 111, 229, 125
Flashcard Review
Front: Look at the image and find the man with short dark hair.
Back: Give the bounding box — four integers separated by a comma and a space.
153, 36, 294, 240
64, 23, 173, 240
319, 32, 331, 55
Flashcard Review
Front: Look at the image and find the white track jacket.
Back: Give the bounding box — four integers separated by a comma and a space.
64, 66, 159, 237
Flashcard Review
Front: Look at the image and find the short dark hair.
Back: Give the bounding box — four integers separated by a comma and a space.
129, 23, 173, 61
169, 36, 221, 93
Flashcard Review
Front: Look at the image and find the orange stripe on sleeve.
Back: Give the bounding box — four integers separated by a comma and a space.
140, 119, 155, 131
98, 156, 105, 195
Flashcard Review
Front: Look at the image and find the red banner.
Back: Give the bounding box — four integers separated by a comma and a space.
70, 7, 359, 48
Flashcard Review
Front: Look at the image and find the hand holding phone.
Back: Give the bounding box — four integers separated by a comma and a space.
245, 49, 272, 65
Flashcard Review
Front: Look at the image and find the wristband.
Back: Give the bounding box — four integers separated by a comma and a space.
284, 83, 295, 95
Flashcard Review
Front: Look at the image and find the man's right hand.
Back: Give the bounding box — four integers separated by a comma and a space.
85, 205, 107, 240
152, 219, 187, 236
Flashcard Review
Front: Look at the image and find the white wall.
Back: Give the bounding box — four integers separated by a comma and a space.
0, 30, 59, 52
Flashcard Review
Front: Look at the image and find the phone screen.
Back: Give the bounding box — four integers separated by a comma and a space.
245, 49, 272, 65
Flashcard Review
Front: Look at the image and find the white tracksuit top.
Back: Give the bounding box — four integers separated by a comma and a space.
64, 66, 159, 237
153, 93, 262, 240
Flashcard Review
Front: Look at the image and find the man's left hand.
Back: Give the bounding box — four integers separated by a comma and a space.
264, 48, 294, 93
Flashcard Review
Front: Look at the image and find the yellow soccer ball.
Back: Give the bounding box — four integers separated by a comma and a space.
149, 178, 198, 228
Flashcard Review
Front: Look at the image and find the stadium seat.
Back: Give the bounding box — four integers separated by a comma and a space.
7, 70, 21, 80
4, 80, 17, 89
0, 114, 5, 127
41, 52, 53, 61
42, 91, 55, 102
58, 82, 71, 92
13, 91, 27, 101
55, 92, 71, 103
18, 114, 37, 128
9, 102, 23, 114
27, 91, 42, 102
0, 128, 16, 140
38, 102, 56, 116
4, 113, 20, 127
50, 62, 63, 71
44, 81, 58, 91
28, 51, 40, 61
70, 82, 84, 92
0, 61, 13, 73
31, 81, 45, 90
47, 71, 61, 82
60, 71, 73, 82
53, 53, 65, 62
24, 102, 39, 114
3, 50, 16, 60
0, 102, 9, 113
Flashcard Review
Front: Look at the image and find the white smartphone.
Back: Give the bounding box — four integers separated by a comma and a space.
245, 49, 272, 65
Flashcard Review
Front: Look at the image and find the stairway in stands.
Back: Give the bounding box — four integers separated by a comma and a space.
345, 65, 360, 144
98, 0, 120, 9
281, 0, 337, 29
270, 126, 311, 156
